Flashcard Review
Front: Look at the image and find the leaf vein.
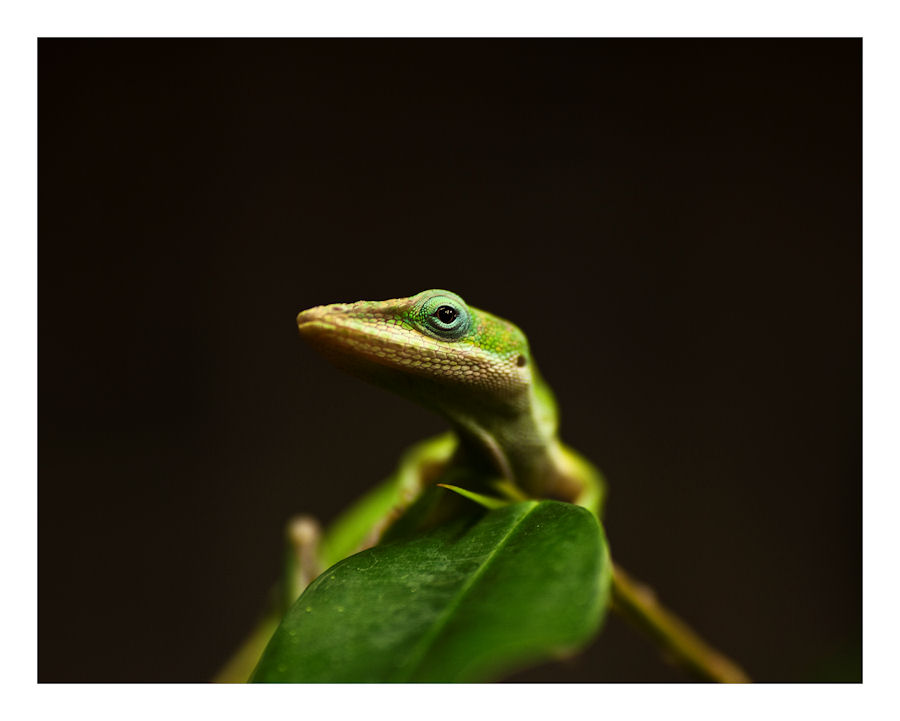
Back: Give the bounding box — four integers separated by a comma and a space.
391, 501, 540, 681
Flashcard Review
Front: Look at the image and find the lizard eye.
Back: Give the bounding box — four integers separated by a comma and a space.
434, 306, 458, 324
415, 291, 472, 341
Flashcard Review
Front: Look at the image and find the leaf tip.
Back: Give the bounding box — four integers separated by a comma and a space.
437, 484, 509, 510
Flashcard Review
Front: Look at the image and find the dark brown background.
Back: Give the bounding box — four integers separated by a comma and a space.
39, 39, 861, 682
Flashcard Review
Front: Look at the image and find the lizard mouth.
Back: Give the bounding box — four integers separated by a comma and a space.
296, 305, 413, 375
296, 308, 342, 339
295, 305, 376, 350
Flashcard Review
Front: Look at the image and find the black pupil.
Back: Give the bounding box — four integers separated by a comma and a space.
435, 306, 458, 324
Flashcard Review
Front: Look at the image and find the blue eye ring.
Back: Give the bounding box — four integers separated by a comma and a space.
414, 292, 472, 341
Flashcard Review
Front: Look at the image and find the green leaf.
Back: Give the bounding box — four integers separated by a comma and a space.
436, 483, 510, 509
251, 500, 611, 683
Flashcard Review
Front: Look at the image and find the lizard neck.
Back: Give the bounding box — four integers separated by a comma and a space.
437, 373, 580, 501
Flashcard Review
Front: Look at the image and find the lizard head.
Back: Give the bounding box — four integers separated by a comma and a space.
296, 289, 535, 415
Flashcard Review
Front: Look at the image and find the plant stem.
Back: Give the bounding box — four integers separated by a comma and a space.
213, 611, 280, 683
610, 563, 751, 683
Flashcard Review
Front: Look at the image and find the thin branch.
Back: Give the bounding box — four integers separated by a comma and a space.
610, 563, 750, 683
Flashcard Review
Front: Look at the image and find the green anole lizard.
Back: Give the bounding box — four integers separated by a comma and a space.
217, 289, 749, 683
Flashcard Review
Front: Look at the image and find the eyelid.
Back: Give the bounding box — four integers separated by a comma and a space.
414, 294, 470, 340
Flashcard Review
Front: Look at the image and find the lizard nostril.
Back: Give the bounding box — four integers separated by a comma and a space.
516, 355, 527, 367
